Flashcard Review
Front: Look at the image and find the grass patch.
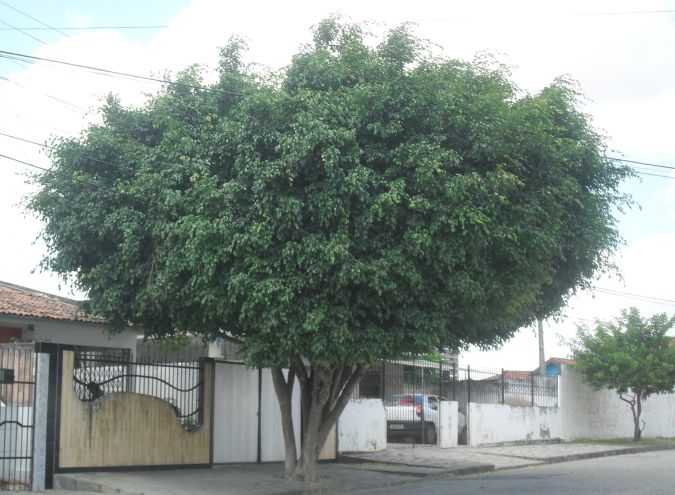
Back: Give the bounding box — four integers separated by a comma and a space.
573, 437, 675, 446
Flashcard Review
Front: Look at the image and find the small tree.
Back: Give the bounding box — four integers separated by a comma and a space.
572, 307, 675, 441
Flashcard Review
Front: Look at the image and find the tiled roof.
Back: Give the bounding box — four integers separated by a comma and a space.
503, 370, 532, 380
546, 357, 576, 366
0, 281, 106, 324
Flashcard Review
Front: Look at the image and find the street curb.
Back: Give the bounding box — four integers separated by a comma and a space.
54, 473, 143, 495
529, 443, 675, 466
338, 453, 495, 477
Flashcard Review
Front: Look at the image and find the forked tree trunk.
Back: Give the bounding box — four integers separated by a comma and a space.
270, 361, 364, 482
619, 391, 646, 442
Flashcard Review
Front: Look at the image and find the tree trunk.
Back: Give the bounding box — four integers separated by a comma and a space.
633, 393, 643, 442
270, 367, 298, 477
270, 360, 364, 482
622, 391, 645, 442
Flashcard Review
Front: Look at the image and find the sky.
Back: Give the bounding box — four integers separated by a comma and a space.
0, 0, 674, 370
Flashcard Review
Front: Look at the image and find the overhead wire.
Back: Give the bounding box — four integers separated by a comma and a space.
608, 156, 675, 171
0, 25, 167, 31
412, 8, 675, 23
0, 0, 69, 37
0, 18, 47, 45
0, 49, 242, 97
0, 152, 49, 171
592, 287, 675, 306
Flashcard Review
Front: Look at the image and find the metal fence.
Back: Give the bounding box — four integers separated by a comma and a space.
360, 359, 558, 408
360, 358, 558, 445
72, 346, 205, 431
0, 344, 35, 491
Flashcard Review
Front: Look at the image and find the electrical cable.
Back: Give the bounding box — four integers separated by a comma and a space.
0, 0, 69, 37
0, 49, 242, 97
0, 152, 49, 170
593, 287, 675, 305
0, 18, 47, 45
0, 25, 167, 31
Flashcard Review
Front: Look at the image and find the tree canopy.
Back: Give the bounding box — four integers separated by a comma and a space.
29, 18, 631, 479
572, 307, 675, 440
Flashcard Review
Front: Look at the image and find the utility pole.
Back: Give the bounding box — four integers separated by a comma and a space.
538, 318, 546, 376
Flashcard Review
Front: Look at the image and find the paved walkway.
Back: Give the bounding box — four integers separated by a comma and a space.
50, 442, 675, 495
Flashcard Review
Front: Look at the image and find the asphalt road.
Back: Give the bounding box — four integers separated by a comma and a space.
361, 450, 675, 495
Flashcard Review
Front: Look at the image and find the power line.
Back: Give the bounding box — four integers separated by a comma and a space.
0, 152, 49, 171
608, 156, 675, 171
0, 25, 167, 31
0, 74, 87, 112
593, 287, 675, 305
0, 0, 69, 37
635, 171, 675, 180
0, 17, 47, 45
3, 128, 675, 186
413, 8, 675, 23
0, 49, 242, 97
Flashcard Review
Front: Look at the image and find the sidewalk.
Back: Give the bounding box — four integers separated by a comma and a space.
51, 442, 675, 495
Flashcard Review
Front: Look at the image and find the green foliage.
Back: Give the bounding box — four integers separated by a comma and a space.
572, 307, 675, 398
29, 19, 631, 370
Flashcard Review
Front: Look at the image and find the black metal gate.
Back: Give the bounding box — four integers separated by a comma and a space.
0, 344, 35, 491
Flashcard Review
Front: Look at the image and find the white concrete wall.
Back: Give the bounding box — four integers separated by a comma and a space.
468, 403, 561, 446
337, 399, 386, 453
467, 367, 675, 446
559, 366, 675, 440
15, 317, 139, 355
438, 400, 458, 448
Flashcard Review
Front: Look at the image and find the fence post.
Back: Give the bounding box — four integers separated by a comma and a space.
467, 365, 471, 405
380, 360, 385, 400
501, 368, 505, 404
530, 372, 535, 406
438, 357, 442, 398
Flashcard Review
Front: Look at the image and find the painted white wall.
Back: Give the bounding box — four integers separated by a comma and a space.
10, 316, 139, 355
468, 403, 561, 446
438, 400, 458, 448
337, 399, 386, 453
468, 367, 675, 446
559, 365, 675, 440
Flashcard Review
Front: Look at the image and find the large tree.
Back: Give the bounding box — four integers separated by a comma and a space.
572, 307, 675, 441
29, 19, 631, 480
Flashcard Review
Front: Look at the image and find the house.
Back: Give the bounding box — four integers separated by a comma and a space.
535, 357, 576, 376
0, 280, 139, 354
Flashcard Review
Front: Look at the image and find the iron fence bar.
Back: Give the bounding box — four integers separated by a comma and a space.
501, 368, 505, 404
531, 372, 535, 406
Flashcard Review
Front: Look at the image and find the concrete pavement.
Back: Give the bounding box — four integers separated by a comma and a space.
49, 441, 675, 495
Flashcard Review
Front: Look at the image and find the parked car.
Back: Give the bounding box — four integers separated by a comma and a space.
385, 394, 445, 444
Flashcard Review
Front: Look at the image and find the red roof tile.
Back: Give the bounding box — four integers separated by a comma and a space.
546, 357, 576, 366
0, 281, 106, 324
